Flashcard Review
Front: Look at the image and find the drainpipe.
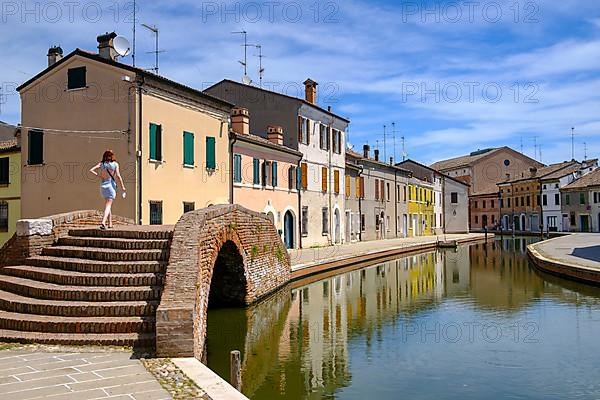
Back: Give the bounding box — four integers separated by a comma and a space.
358, 165, 363, 242
442, 176, 446, 235
136, 76, 144, 225
229, 127, 236, 205
394, 168, 398, 238
297, 158, 302, 249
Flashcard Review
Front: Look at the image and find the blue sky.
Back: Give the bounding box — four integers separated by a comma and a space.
1, 0, 600, 164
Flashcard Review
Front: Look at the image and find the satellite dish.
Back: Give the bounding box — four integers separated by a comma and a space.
114, 36, 131, 57
242, 75, 252, 85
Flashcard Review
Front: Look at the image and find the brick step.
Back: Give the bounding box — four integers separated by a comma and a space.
0, 311, 154, 334
0, 266, 163, 287
42, 246, 168, 262
28, 256, 165, 274
69, 228, 173, 240
0, 276, 161, 302
58, 236, 170, 250
0, 329, 155, 348
0, 289, 158, 317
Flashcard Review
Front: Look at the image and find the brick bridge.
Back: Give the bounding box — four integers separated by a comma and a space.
0, 205, 291, 359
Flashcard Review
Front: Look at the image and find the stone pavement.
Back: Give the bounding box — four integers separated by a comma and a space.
530, 233, 600, 270
0, 346, 171, 400
289, 233, 489, 271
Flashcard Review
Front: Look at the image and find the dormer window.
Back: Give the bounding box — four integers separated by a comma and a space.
67, 67, 87, 90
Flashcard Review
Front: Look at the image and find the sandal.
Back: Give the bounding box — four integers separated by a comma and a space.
100, 224, 107, 230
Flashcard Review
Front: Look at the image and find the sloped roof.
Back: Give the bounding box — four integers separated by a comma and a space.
430, 148, 501, 171
234, 132, 302, 157
397, 159, 470, 187
0, 121, 17, 142
346, 149, 412, 175
562, 168, 600, 190
0, 138, 19, 153
540, 162, 587, 181
502, 161, 579, 184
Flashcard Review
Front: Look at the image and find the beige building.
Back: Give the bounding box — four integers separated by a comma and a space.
0, 128, 21, 246
230, 108, 302, 249
17, 34, 232, 224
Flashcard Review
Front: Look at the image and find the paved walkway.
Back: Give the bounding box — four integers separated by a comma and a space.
289, 233, 488, 271
0, 347, 171, 400
530, 234, 600, 270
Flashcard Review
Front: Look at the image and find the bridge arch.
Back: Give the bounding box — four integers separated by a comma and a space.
156, 204, 291, 359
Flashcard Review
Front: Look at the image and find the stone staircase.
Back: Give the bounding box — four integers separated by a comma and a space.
0, 227, 172, 348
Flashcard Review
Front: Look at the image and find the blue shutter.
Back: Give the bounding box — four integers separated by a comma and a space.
206, 136, 216, 169
272, 162, 278, 187
296, 167, 302, 190
253, 158, 260, 184
234, 154, 242, 183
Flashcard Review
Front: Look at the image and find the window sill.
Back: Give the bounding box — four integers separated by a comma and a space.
149, 159, 165, 165
0, 183, 8, 187
25, 163, 44, 167
183, 164, 195, 169
65, 86, 89, 92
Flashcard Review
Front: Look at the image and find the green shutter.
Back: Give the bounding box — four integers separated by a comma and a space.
206, 136, 216, 169
253, 158, 260, 184
296, 167, 302, 190
272, 162, 278, 187
183, 131, 194, 166
28, 130, 43, 165
234, 154, 242, 183
150, 123, 159, 161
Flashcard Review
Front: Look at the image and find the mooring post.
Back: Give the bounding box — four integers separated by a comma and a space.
230, 350, 242, 391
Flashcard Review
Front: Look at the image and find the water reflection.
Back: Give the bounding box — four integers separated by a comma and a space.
206, 238, 600, 400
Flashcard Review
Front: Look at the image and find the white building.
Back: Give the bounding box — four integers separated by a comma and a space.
541, 160, 598, 232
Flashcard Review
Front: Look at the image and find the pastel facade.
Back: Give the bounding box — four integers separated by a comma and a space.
431, 147, 542, 231
231, 108, 302, 249
407, 178, 435, 237
206, 79, 349, 247
560, 167, 600, 232
0, 133, 21, 246
345, 147, 411, 242
17, 36, 232, 224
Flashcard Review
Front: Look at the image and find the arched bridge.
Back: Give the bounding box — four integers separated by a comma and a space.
156, 204, 291, 358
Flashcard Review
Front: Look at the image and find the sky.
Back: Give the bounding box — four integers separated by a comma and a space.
1, 0, 599, 165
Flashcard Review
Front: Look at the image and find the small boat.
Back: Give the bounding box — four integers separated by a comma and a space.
438, 239, 458, 248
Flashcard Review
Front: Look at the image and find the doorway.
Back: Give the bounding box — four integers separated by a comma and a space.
284, 211, 294, 249
334, 209, 341, 244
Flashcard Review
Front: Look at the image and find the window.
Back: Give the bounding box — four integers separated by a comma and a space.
322, 207, 329, 235
547, 216, 557, 228
474, 201, 478, 209
322, 167, 328, 192
288, 166, 297, 190
0, 201, 7, 232
0, 158, 9, 184
149, 201, 163, 225
28, 129, 43, 165
345, 175, 351, 198
386, 183, 390, 201
183, 202, 195, 214
233, 154, 242, 183
594, 192, 599, 204
475, 215, 479, 224
149, 123, 162, 161
508, 198, 511, 208
67, 66, 86, 89
271, 162, 278, 187
483, 201, 486, 209
253, 158, 260, 185
298, 116, 310, 145
386, 216, 390, 231
206, 136, 216, 170
580, 192, 586, 205
555, 193, 560, 205
404, 186, 407, 202
332, 129, 338, 154
526, 196, 531, 207
319, 125, 329, 151
301, 163, 308, 190
451, 192, 458, 204
359, 177, 365, 199
334, 170, 340, 194
261, 161, 271, 187
491, 200, 495, 209
570, 212, 576, 226
301, 207, 308, 236
361, 214, 366, 231
566, 194, 570, 205
375, 179, 380, 200
183, 131, 194, 166
542, 194, 547, 206
521, 197, 525, 207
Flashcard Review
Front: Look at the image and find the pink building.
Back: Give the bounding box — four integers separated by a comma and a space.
231, 108, 302, 249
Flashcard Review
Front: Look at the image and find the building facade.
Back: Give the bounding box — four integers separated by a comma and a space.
17, 35, 232, 224
407, 177, 435, 237
206, 79, 350, 247
230, 108, 303, 249
344, 162, 361, 243
0, 133, 21, 246
540, 160, 597, 232
561, 167, 600, 232
345, 147, 411, 242
431, 147, 543, 231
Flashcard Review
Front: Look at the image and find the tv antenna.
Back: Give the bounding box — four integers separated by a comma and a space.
383, 125, 387, 163
401, 136, 407, 161
141, 24, 164, 74
584, 142, 588, 160
132, 0, 136, 67
253, 44, 265, 88
232, 30, 252, 84
392, 122, 396, 164
533, 136, 539, 161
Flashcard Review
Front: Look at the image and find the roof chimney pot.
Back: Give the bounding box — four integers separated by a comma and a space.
97, 32, 118, 61
303, 78, 318, 105
47, 46, 63, 67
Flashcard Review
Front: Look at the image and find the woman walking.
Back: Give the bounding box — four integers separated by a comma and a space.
90, 150, 126, 229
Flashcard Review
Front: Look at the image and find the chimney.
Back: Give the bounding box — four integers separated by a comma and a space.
530, 167, 538, 178
267, 126, 284, 145
505, 173, 511, 181
231, 107, 250, 135
390, 157, 393, 165
47, 46, 63, 67
374, 149, 380, 162
97, 32, 118, 61
363, 144, 370, 158
303, 78, 318, 105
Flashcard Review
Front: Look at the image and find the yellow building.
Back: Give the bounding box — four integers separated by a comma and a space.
0, 137, 21, 246
17, 35, 232, 224
407, 178, 435, 236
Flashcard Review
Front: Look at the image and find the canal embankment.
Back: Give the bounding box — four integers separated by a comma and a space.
527, 233, 600, 285
289, 233, 491, 281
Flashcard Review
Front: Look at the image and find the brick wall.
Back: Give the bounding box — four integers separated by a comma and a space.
156, 204, 291, 359
0, 210, 134, 267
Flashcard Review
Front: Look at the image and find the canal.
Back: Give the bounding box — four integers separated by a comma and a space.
206, 237, 600, 399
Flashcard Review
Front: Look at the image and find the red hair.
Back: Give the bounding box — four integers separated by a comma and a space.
102, 150, 116, 163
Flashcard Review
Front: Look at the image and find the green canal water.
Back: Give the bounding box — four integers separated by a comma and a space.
206, 238, 600, 399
